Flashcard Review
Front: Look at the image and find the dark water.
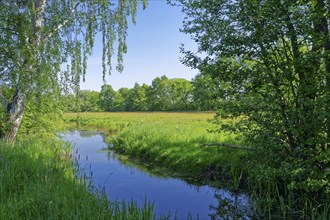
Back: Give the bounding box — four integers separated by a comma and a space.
61, 130, 251, 219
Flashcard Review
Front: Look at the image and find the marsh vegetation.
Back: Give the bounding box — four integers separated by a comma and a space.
61, 130, 251, 219
65, 112, 330, 219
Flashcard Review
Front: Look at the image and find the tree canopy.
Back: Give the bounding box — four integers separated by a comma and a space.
69, 76, 198, 112
0, 0, 147, 141
178, 0, 330, 216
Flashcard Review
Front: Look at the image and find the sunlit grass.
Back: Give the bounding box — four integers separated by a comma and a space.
0, 139, 166, 219
62, 112, 330, 218
64, 112, 247, 189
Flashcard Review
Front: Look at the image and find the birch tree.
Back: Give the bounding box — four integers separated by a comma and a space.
0, 0, 147, 142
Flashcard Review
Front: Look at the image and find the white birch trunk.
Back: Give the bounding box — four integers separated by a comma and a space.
5, 88, 24, 142
4, 0, 46, 142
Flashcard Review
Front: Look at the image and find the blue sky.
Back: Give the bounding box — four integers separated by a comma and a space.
80, 0, 198, 92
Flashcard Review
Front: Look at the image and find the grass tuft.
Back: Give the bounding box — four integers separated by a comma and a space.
0, 138, 162, 219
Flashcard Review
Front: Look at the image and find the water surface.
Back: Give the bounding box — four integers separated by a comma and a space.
61, 130, 250, 219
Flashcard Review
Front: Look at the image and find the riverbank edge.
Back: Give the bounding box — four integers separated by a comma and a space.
64, 112, 330, 219
0, 138, 167, 219
65, 122, 247, 190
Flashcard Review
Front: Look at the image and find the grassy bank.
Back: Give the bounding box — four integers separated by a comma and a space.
0, 138, 164, 219
64, 112, 330, 219
64, 112, 248, 189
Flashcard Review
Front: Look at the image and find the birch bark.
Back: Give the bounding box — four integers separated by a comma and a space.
5, 0, 46, 142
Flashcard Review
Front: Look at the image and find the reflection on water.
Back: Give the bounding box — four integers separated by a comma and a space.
61, 130, 252, 219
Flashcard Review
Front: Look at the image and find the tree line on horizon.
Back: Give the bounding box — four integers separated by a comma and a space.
63, 74, 223, 112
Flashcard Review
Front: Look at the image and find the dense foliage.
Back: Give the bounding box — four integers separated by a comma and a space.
63, 75, 223, 112
177, 0, 330, 218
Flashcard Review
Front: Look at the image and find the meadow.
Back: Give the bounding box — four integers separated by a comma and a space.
64, 112, 248, 189
64, 112, 330, 219
1, 112, 327, 219
0, 111, 247, 220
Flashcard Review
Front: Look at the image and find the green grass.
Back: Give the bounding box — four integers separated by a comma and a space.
0, 138, 166, 219
3, 112, 328, 218
64, 112, 248, 189
64, 112, 330, 219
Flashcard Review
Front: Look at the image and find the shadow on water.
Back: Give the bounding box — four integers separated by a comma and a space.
209, 193, 253, 220
61, 130, 252, 219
